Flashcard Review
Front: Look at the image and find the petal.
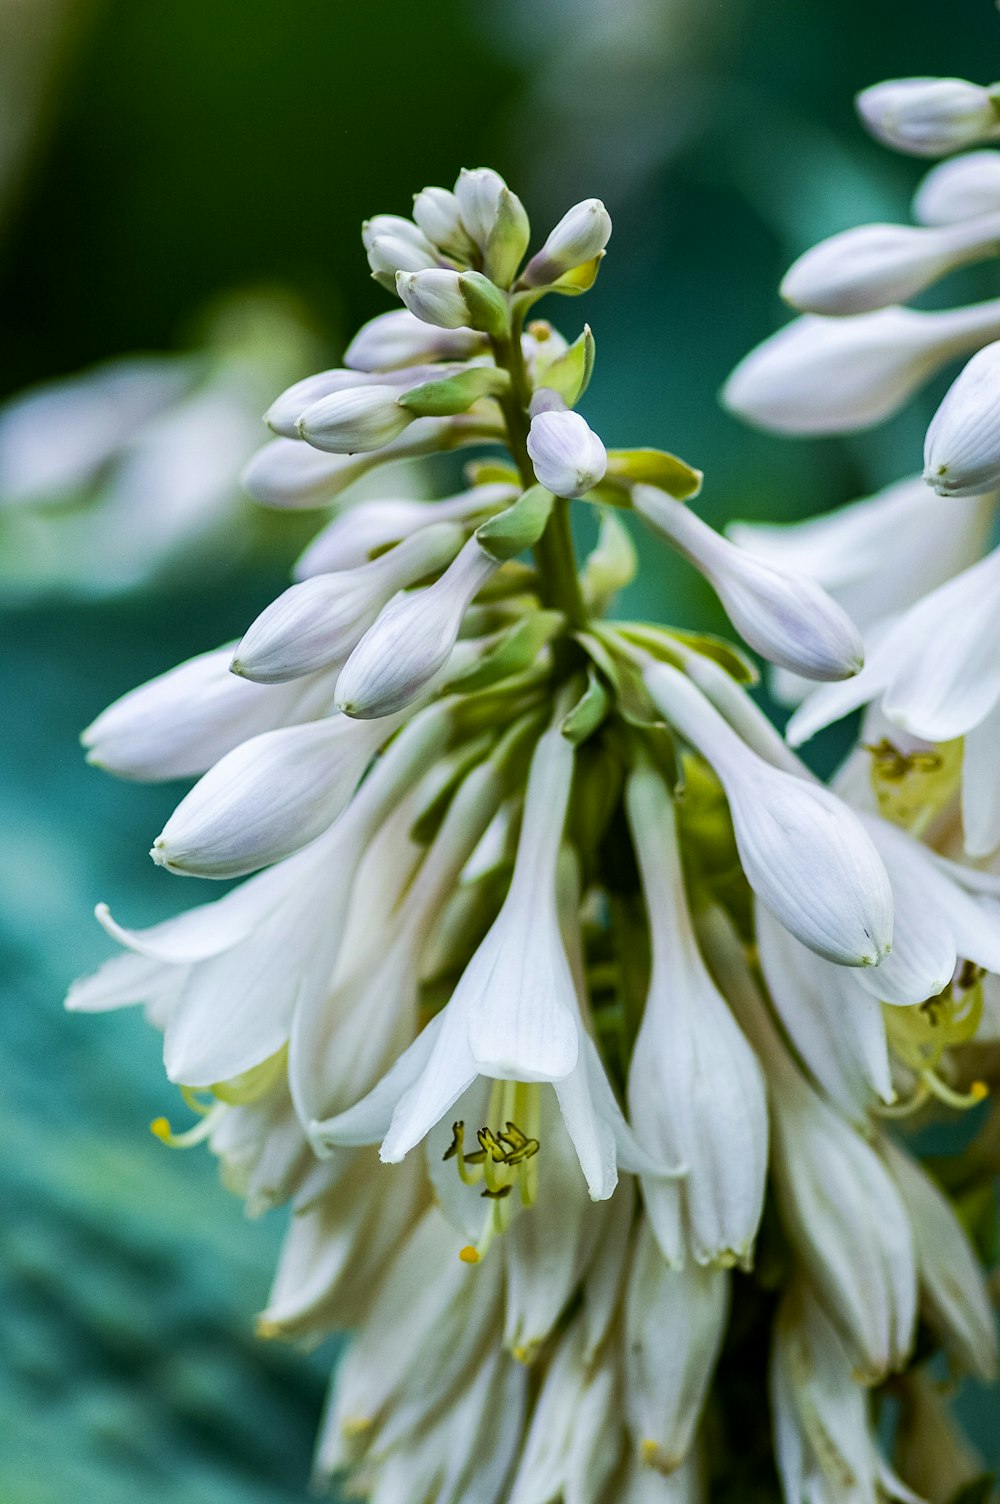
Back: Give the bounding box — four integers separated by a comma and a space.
962, 696, 1000, 857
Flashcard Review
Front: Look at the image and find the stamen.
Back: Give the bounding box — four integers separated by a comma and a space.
150, 1104, 224, 1148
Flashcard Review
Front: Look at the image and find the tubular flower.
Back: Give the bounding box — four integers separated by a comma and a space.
70, 162, 1000, 1504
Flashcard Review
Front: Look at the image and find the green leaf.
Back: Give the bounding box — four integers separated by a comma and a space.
617, 622, 758, 685
534, 324, 596, 405
399, 365, 509, 417
605, 447, 704, 500
561, 668, 611, 745
575, 629, 665, 729
475, 484, 555, 562
444, 610, 564, 693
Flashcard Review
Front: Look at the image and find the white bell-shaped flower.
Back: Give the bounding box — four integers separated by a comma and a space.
781, 213, 1000, 317
722, 300, 1000, 435
396, 269, 475, 329
633, 486, 863, 680
626, 764, 768, 1268
334, 534, 499, 719
925, 338, 1000, 495
231, 521, 464, 683
624, 1219, 730, 1474
526, 408, 607, 497
521, 198, 613, 287
914, 149, 1000, 224
644, 661, 893, 966
856, 76, 1000, 157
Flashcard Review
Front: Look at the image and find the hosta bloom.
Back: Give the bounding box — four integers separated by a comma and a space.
526, 407, 607, 498
925, 337, 1000, 495
857, 76, 1000, 157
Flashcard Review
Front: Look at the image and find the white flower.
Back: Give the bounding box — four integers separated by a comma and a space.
632, 485, 864, 680
334, 535, 499, 718
521, 198, 613, 287
624, 1219, 730, 1474
295, 384, 415, 455
151, 711, 401, 878
67, 708, 451, 1086
881, 1133, 998, 1382
453, 166, 509, 249
365, 227, 441, 282
343, 307, 485, 371
526, 409, 607, 497
704, 908, 917, 1382
914, 149, 1000, 225
770, 1285, 920, 1504
722, 300, 1000, 435
781, 214, 1000, 317
313, 728, 659, 1199
925, 338, 1000, 495
644, 661, 893, 966
231, 521, 464, 683
293, 481, 517, 577
264, 363, 452, 439
81, 642, 335, 781
626, 764, 768, 1268
412, 185, 477, 258
857, 76, 1000, 157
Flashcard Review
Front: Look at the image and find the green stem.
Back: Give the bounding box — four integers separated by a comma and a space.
490, 318, 589, 635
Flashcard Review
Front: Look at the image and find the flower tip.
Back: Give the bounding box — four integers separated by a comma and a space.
228, 656, 246, 678
149, 839, 170, 868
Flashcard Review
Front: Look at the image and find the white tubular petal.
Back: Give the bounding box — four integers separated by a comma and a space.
296, 385, 414, 455
756, 904, 894, 1115
526, 409, 607, 498
785, 634, 895, 747
152, 714, 394, 878
781, 215, 1000, 317
722, 302, 1000, 436
335, 536, 498, 719
879, 544, 1000, 741
264, 368, 369, 437
882, 1135, 998, 1382
344, 307, 485, 371
232, 522, 464, 683
240, 437, 363, 509
82, 644, 332, 782
65, 949, 183, 1014
624, 1221, 730, 1473
522, 198, 613, 287
627, 766, 768, 1267
293, 482, 516, 578
857, 77, 1000, 157
962, 697, 1000, 857
854, 817, 959, 1005
633, 487, 863, 681
93, 861, 299, 962
508, 1320, 620, 1504
454, 166, 508, 248
926, 339, 1000, 496
645, 662, 893, 966
915, 150, 1000, 224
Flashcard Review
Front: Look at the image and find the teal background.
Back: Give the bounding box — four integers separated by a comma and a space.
1, 1, 999, 1497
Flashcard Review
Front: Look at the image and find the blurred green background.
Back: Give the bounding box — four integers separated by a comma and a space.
2, 1, 999, 1498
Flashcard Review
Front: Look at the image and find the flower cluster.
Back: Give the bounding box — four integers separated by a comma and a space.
70, 164, 999, 1502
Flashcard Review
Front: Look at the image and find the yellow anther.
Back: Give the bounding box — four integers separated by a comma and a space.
255, 1317, 282, 1340
641, 1440, 661, 1465
342, 1417, 372, 1438
459, 1245, 480, 1264
971, 1080, 989, 1102
150, 1116, 172, 1141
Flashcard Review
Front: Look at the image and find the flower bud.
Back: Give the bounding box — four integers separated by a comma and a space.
924, 337, 1000, 495
151, 714, 396, 878
522, 199, 613, 288
632, 486, 863, 680
232, 522, 465, 683
722, 300, 1000, 435
296, 385, 415, 455
453, 166, 508, 250
396, 269, 479, 330
363, 216, 441, 285
856, 76, 1000, 158
913, 149, 1000, 224
412, 186, 476, 259
780, 214, 1000, 317
526, 409, 607, 497
484, 186, 531, 288
343, 308, 486, 371
335, 536, 499, 718
241, 438, 362, 509
644, 662, 893, 966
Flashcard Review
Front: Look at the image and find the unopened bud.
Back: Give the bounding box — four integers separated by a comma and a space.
526, 409, 607, 497
924, 337, 1000, 495
522, 199, 613, 288
395, 268, 506, 336
453, 166, 508, 250
412, 186, 476, 259
296, 386, 414, 455
913, 150, 1000, 225
344, 308, 486, 371
366, 224, 440, 286
856, 76, 1000, 157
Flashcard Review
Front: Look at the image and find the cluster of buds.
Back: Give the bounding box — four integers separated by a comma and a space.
70, 165, 999, 1502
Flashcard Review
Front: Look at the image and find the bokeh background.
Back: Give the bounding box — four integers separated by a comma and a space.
2, 0, 999, 1497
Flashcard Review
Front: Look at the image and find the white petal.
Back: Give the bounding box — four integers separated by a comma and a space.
65, 949, 184, 1014
962, 697, 1000, 857
925, 339, 1000, 495
526, 409, 607, 498
914, 150, 1000, 225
